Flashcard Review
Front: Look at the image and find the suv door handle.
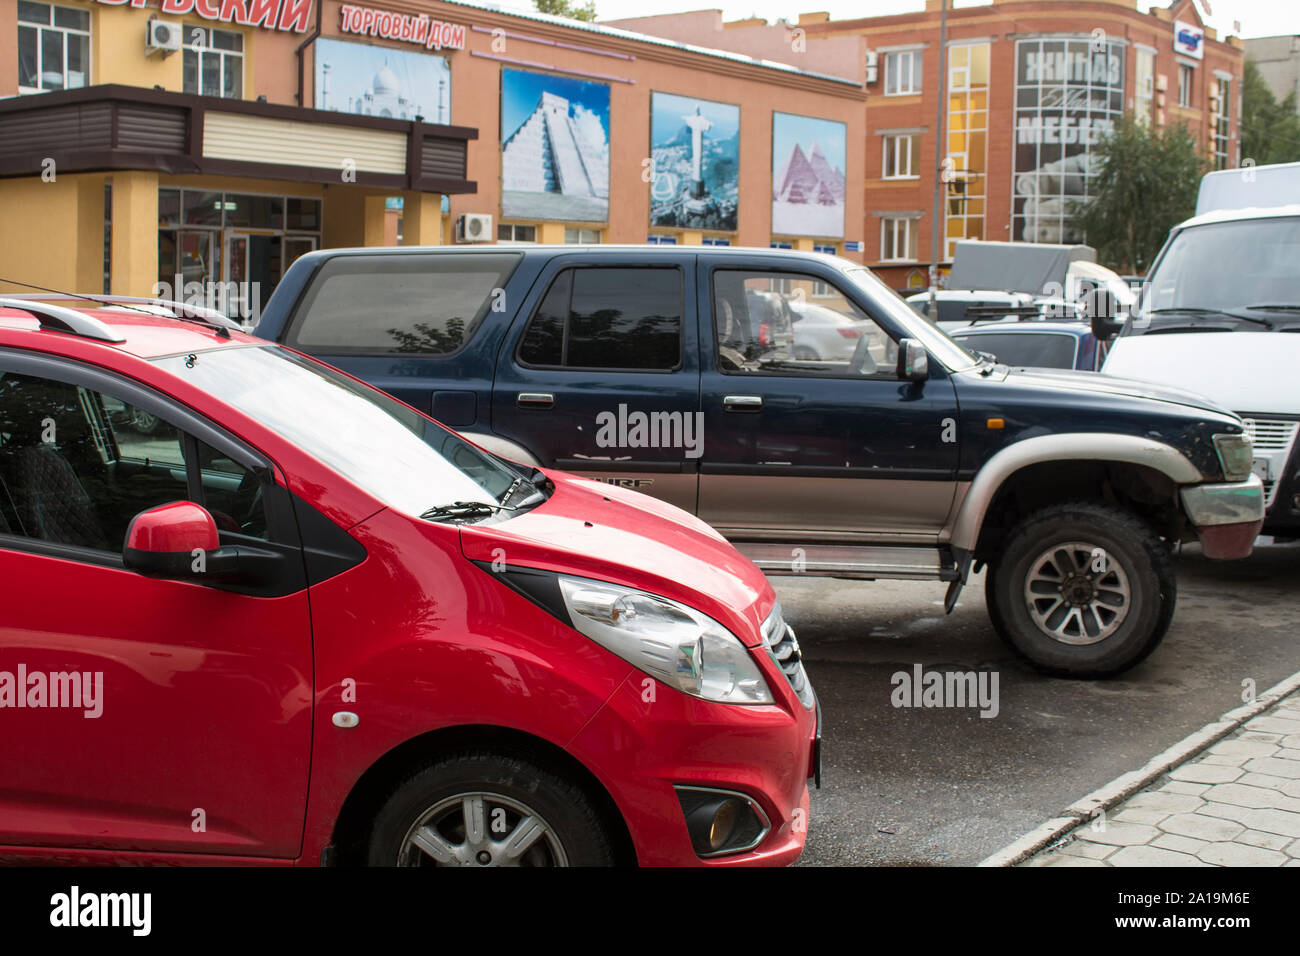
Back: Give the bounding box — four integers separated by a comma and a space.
516, 392, 554, 409
723, 395, 763, 411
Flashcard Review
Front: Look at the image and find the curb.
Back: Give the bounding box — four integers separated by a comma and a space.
978, 667, 1300, 867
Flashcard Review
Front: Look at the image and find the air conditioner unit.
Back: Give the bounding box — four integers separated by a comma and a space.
456, 213, 493, 243
146, 19, 183, 56
865, 50, 878, 84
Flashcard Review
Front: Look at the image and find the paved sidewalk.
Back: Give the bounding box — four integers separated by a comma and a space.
1021, 690, 1300, 867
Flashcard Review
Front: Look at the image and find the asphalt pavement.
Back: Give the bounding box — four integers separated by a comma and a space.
785, 541, 1300, 866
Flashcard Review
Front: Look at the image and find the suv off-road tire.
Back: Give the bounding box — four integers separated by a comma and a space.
366, 750, 617, 867
985, 502, 1176, 677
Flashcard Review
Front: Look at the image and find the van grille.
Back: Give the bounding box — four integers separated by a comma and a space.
1241, 418, 1299, 509
761, 603, 815, 710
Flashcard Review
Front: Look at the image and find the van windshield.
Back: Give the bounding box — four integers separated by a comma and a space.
154, 345, 524, 518
1133, 217, 1300, 333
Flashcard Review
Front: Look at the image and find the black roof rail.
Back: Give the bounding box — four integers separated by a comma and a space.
0, 297, 127, 343
0, 293, 239, 335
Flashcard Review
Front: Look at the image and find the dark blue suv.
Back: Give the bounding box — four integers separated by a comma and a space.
257, 245, 1264, 677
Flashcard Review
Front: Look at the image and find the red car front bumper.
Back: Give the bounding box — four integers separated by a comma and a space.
567, 670, 818, 866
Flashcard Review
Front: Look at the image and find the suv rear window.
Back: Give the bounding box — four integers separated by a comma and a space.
288, 253, 521, 355
518, 267, 683, 371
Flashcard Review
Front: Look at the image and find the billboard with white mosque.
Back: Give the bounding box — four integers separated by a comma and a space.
314, 38, 451, 124
649, 92, 740, 232
501, 68, 610, 223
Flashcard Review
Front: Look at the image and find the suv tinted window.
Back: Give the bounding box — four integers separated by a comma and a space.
713, 269, 898, 379
518, 267, 683, 370
289, 253, 521, 354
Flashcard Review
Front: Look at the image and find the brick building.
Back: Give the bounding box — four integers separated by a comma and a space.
679, 0, 1244, 289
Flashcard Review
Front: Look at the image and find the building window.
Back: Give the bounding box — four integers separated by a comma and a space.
1178, 64, 1194, 109
498, 223, 537, 243
646, 234, 678, 245
564, 227, 601, 244
17, 1, 90, 94
1213, 77, 1231, 170
702, 236, 731, 246
884, 50, 922, 96
1135, 49, 1155, 127
882, 133, 920, 179
945, 43, 990, 257
880, 217, 918, 262
183, 27, 244, 99
769, 241, 793, 249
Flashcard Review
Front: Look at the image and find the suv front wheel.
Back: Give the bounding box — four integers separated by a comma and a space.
985, 502, 1176, 677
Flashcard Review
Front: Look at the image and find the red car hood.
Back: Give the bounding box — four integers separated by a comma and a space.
458, 473, 773, 646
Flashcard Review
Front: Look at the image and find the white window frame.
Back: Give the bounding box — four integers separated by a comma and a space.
646, 234, 678, 245
882, 133, 920, 180
884, 50, 922, 97
17, 1, 91, 95
1178, 63, 1194, 109
880, 217, 918, 263
183, 26, 245, 99
564, 227, 601, 244
1213, 76, 1231, 170
497, 223, 537, 244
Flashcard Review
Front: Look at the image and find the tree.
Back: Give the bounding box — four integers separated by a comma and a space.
1075, 115, 1205, 275
1240, 58, 1300, 166
534, 0, 597, 21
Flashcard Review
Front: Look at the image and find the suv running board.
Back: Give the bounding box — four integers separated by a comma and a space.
735, 543, 959, 582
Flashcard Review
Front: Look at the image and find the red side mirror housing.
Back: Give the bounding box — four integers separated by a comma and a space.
124, 502, 219, 578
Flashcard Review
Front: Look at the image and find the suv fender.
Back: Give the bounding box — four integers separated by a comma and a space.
947, 433, 1205, 553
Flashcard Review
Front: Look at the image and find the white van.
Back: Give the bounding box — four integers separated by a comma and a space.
1098, 164, 1300, 538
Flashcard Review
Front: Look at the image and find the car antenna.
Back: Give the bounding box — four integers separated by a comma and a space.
0, 277, 233, 338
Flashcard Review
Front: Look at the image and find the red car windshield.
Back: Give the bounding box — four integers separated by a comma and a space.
154, 345, 521, 516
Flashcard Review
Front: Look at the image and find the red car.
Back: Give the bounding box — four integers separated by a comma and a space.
0, 296, 818, 867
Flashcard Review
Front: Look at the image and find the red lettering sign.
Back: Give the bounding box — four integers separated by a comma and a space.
94, 0, 314, 34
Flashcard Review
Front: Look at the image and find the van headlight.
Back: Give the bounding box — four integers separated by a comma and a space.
1214, 433, 1254, 481
557, 576, 773, 705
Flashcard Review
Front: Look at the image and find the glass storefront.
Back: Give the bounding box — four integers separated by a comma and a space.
1012, 38, 1125, 244
157, 188, 322, 323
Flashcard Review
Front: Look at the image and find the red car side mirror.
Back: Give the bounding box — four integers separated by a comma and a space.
123, 501, 222, 580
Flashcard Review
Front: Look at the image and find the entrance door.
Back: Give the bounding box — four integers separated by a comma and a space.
225, 232, 280, 326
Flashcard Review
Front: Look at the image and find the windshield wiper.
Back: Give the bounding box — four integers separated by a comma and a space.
420, 500, 519, 523
1243, 303, 1300, 313
1143, 307, 1272, 329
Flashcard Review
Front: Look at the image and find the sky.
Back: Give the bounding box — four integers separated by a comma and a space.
479, 0, 1300, 40
500, 67, 611, 140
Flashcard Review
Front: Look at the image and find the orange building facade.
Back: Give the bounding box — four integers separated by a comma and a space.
795, 0, 1244, 288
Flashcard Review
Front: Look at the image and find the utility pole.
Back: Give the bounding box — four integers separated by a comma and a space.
928, 0, 949, 318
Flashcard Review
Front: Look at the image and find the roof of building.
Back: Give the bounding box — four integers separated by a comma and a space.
435, 0, 863, 86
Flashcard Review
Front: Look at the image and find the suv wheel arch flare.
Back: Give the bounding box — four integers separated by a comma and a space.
948, 433, 1205, 552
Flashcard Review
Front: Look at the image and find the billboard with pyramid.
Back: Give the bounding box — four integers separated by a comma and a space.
501, 68, 610, 223
771, 112, 846, 239
649, 92, 740, 232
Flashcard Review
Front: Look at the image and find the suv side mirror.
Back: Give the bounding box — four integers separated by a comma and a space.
897, 338, 929, 382
123, 501, 241, 582
1084, 288, 1124, 342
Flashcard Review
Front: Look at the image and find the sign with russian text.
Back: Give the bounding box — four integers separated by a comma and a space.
94, 0, 314, 34
1012, 38, 1125, 244
338, 4, 466, 52
1174, 20, 1205, 60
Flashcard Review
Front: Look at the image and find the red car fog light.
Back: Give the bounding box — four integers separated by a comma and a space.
675, 786, 770, 857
